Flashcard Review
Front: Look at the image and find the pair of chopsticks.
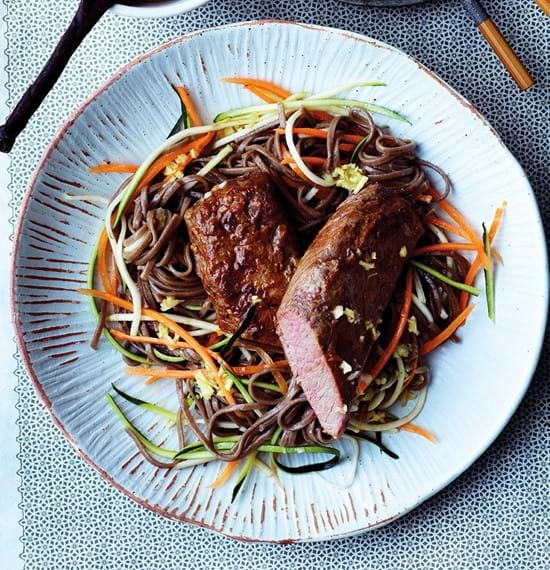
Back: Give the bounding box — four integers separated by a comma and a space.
462, 0, 537, 91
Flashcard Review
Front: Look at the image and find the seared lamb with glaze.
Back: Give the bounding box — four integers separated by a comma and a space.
277, 184, 424, 437
185, 170, 300, 346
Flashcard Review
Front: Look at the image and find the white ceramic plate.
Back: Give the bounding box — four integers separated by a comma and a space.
12, 21, 548, 542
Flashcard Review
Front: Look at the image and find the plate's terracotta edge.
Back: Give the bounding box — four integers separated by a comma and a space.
10, 19, 549, 543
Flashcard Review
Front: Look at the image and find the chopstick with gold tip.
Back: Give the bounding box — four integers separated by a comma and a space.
462, 0, 535, 91
534, 0, 550, 17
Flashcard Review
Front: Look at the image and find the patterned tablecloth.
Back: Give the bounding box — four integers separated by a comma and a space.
4, 0, 549, 568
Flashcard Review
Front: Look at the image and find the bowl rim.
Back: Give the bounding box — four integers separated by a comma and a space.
111, 0, 208, 18
10, 19, 549, 543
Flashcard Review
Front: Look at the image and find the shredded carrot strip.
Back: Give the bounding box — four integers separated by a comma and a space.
357, 269, 414, 395
459, 202, 506, 310
427, 216, 469, 239
223, 77, 291, 99
144, 377, 160, 385
128, 132, 214, 206
111, 269, 119, 296
420, 304, 475, 355
458, 258, 483, 312
413, 243, 477, 256
208, 461, 239, 489
369, 269, 414, 379
109, 328, 190, 349
257, 351, 289, 395
309, 110, 333, 122
280, 148, 311, 183
488, 201, 507, 241
245, 84, 281, 103
428, 188, 490, 268
281, 147, 333, 188
339, 143, 356, 152
281, 156, 326, 167
271, 370, 289, 394
400, 423, 437, 443
78, 288, 235, 403
402, 362, 418, 391
207, 332, 220, 347
89, 164, 138, 175
276, 128, 364, 144
289, 162, 311, 182
96, 229, 113, 294
125, 361, 289, 380
175, 86, 201, 127
491, 247, 504, 266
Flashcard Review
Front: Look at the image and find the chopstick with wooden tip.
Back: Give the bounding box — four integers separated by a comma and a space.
461, 0, 535, 91
534, 0, 550, 17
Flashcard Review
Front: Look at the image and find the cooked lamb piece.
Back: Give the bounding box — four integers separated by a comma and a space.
277, 184, 424, 437
185, 170, 300, 346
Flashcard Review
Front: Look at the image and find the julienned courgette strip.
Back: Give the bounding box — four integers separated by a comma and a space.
214, 97, 409, 125
350, 134, 371, 164
168, 85, 190, 137
348, 430, 400, 460
106, 393, 175, 459
306, 80, 386, 100
111, 383, 178, 422
274, 448, 340, 473
87, 233, 149, 363
152, 348, 186, 363
231, 452, 256, 502
221, 366, 255, 406
483, 223, 496, 321
107, 393, 240, 459
217, 303, 257, 357
107, 392, 340, 468
409, 259, 481, 296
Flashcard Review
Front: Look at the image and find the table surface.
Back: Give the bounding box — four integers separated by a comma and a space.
1, 1, 549, 568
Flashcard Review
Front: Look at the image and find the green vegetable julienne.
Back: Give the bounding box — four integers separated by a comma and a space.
221, 366, 261, 418
168, 84, 190, 137
87, 230, 148, 364
106, 394, 176, 459
231, 452, 256, 502
409, 259, 481, 296
350, 133, 371, 164
483, 223, 496, 321
108, 390, 342, 474
348, 430, 400, 460
218, 303, 257, 356
152, 348, 187, 363
108, 392, 240, 461
273, 445, 340, 474
111, 383, 177, 422
214, 97, 410, 125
